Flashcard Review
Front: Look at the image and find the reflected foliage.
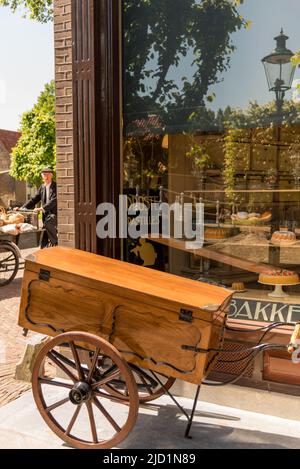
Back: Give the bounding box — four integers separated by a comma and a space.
123, 0, 248, 134
0, 0, 53, 22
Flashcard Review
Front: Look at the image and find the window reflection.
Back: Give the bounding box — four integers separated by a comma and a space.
122, 0, 300, 305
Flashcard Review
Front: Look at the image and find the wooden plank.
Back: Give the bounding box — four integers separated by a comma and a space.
23, 247, 231, 311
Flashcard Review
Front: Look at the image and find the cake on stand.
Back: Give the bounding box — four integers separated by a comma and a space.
259, 270, 300, 298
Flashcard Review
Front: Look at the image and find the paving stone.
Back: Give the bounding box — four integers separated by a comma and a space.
0, 249, 38, 407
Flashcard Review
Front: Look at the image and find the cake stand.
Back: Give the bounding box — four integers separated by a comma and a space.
258, 281, 299, 298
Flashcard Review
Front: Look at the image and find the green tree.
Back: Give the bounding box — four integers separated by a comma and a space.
0, 0, 52, 22
10, 81, 56, 187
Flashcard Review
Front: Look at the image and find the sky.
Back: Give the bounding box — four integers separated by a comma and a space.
0, 6, 54, 131
210, 0, 300, 112
0, 0, 299, 132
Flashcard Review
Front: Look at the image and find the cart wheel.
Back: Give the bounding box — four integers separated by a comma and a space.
0, 242, 19, 286
98, 362, 176, 403
32, 332, 139, 450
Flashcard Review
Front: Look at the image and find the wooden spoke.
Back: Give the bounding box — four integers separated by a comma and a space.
39, 378, 73, 390
91, 369, 122, 389
50, 349, 89, 376
87, 347, 100, 383
94, 388, 129, 403
139, 374, 154, 395
69, 341, 84, 381
93, 398, 121, 433
0, 245, 19, 286
65, 406, 82, 436
103, 366, 176, 404
32, 332, 139, 449
47, 351, 77, 383
86, 402, 98, 444
45, 397, 70, 414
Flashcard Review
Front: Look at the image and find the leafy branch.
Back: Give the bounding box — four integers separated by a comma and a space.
0, 0, 53, 22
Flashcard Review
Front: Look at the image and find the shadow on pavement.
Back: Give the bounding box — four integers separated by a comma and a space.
0, 278, 23, 301
118, 403, 300, 449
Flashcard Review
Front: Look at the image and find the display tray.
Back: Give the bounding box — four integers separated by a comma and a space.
230, 218, 271, 226
269, 241, 299, 247
233, 289, 300, 302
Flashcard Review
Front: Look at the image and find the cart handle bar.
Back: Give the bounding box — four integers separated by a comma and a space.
7, 209, 36, 214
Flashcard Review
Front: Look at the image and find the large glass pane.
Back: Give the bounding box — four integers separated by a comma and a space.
122, 0, 300, 323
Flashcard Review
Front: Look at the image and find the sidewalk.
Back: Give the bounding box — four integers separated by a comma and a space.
0, 248, 38, 406
0, 248, 300, 449
0, 389, 300, 449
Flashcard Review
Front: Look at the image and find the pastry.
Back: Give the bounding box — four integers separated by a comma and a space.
205, 228, 229, 239
261, 211, 272, 219
232, 282, 245, 291
204, 227, 239, 240
259, 269, 299, 285
271, 231, 297, 246
231, 210, 272, 225
1, 213, 24, 225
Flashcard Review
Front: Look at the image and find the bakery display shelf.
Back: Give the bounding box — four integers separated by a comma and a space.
234, 289, 300, 303
148, 235, 275, 274
204, 223, 300, 235
210, 239, 300, 249
189, 189, 300, 194
201, 272, 257, 287
225, 225, 270, 234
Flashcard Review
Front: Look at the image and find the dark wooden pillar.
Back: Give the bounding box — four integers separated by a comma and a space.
72, 0, 121, 257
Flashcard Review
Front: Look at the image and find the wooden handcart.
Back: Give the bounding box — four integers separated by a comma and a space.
18, 247, 300, 449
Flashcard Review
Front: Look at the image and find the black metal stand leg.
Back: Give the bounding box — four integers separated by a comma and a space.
149, 371, 190, 421
185, 385, 201, 439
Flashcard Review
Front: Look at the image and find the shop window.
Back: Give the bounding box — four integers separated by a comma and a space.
122, 0, 300, 327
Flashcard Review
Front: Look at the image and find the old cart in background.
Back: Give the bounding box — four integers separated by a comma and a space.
0, 208, 44, 286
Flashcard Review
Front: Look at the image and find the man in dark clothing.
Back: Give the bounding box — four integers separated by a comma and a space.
18, 168, 58, 248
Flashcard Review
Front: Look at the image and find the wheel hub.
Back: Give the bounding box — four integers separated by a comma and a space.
69, 381, 92, 405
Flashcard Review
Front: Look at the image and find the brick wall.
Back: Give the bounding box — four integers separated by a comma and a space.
54, 0, 75, 247
0, 141, 10, 171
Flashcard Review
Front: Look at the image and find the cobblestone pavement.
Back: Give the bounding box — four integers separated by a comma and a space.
0, 249, 38, 406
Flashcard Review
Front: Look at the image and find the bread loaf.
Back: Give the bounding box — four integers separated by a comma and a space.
6, 213, 25, 225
